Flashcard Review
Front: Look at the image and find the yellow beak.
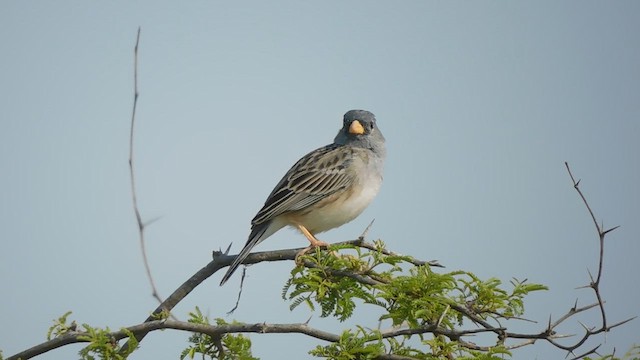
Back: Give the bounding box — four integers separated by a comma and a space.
349, 120, 365, 135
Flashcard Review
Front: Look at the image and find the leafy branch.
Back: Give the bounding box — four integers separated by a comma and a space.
9, 201, 633, 359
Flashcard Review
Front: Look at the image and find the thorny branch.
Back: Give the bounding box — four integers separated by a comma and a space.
553, 162, 632, 359
11, 170, 632, 360
116, 237, 436, 353
227, 220, 441, 315
8, 236, 437, 360
310, 163, 632, 357
330, 163, 633, 357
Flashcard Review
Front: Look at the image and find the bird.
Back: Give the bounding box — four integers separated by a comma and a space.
219, 109, 386, 285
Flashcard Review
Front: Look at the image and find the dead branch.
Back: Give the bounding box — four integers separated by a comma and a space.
127, 27, 163, 304
557, 162, 632, 356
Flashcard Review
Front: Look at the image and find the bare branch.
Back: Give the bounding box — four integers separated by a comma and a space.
127, 27, 163, 304
569, 345, 601, 360
549, 302, 599, 330
564, 162, 602, 236
554, 162, 631, 355
227, 266, 248, 314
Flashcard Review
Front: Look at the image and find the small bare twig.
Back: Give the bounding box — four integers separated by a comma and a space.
128, 28, 163, 304
227, 267, 248, 314
359, 219, 376, 240
545, 162, 631, 355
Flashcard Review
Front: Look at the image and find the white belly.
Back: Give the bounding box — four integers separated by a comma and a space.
299, 168, 382, 233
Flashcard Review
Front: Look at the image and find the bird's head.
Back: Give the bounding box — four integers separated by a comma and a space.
334, 110, 385, 152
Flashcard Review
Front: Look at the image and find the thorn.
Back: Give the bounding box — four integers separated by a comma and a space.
552, 332, 574, 339
609, 316, 637, 328
145, 215, 163, 227
586, 268, 595, 283
602, 225, 620, 236
572, 299, 578, 311
577, 321, 595, 332
569, 345, 600, 360
304, 315, 313, 325
225, 242, 233, 255
359, 219, 375, 241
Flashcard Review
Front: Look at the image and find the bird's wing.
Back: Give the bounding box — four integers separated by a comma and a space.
251, 144, 358, 225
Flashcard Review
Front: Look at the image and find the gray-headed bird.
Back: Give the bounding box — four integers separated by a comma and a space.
220, 110, 386, 285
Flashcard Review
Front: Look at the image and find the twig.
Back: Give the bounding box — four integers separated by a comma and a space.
128, 27, 163, 304
227, 266, 248, 314
551, 162, 631, 355
359, 219, 376, 240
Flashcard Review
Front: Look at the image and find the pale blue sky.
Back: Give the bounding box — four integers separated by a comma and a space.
1, 1, 639, 359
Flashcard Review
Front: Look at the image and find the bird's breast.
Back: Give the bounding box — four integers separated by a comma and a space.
294, 157, 383, 234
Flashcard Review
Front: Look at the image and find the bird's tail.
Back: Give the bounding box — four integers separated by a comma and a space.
219, 223, 269, 285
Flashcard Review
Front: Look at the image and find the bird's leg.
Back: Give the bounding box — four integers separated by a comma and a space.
297, 224, 329, 247
295, 224, 329, 262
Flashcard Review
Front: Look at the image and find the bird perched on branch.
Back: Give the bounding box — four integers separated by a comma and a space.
220, 109, 386, 285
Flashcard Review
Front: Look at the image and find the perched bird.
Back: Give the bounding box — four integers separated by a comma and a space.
219, 110, 386, 285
